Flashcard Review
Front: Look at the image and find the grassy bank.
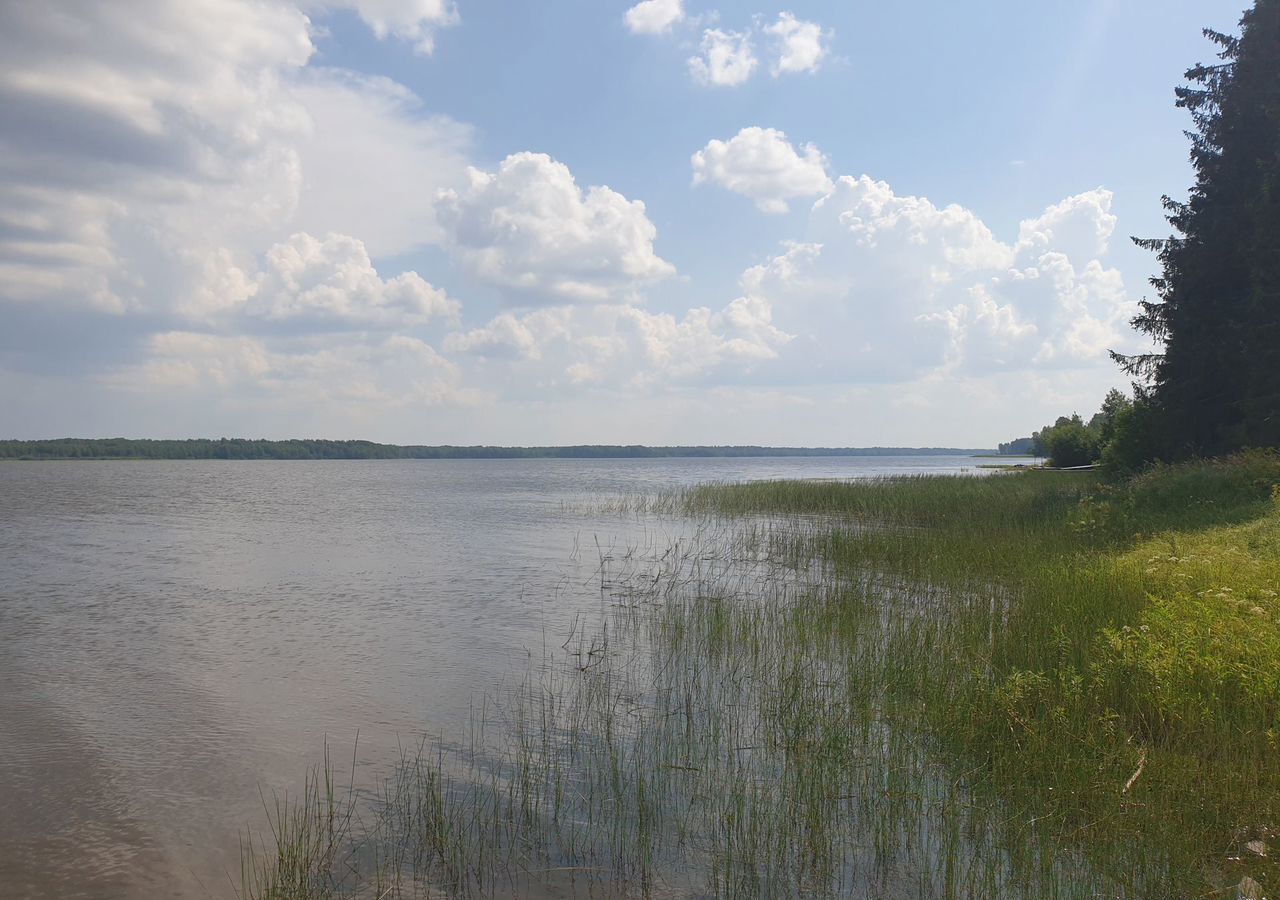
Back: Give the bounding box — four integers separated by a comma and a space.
682, 451, 1280, 896
244, 452, 1280, 898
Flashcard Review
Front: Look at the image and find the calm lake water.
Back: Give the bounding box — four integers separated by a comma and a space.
0, 456, 988, 898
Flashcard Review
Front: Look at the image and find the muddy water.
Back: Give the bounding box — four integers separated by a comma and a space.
0, 456, 983, 898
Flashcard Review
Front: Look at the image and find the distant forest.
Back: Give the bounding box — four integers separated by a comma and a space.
0, 439, 992, 461
997, 438, 1038, 455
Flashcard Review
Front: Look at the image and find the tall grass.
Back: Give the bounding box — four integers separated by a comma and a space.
243, 451, 1280, 898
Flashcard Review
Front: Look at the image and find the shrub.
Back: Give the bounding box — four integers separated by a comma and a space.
1100, 398, 1161, 473
1043, 419, 1100, 467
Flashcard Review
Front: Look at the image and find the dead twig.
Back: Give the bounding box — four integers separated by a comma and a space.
1122, 748, 1148, 795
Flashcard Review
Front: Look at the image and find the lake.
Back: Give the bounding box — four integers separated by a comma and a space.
0, 456, 988, 898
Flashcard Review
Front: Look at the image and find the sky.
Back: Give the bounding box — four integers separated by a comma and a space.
0, 0, 1248, 446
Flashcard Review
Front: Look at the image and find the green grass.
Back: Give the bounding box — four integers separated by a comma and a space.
681, 451, 1280, 896
242, 450, 1280, 898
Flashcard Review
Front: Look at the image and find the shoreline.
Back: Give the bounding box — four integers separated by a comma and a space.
0, 439, 997, 462
243, 452, 1280, 897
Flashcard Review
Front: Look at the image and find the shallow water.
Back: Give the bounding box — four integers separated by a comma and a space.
0, 455, 986, 898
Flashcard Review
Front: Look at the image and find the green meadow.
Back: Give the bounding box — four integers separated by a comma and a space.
244, 452, 1280, 898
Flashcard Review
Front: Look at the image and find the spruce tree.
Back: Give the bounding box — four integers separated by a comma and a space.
1115, 1, 1280, 456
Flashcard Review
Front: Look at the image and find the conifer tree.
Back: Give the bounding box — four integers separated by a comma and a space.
1115, 1, 1280, 456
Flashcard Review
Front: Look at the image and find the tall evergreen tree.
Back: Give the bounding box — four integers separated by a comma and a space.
1115, 1, 1280, 456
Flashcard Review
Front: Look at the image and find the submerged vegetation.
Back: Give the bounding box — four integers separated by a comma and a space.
243, 450, 1280, 898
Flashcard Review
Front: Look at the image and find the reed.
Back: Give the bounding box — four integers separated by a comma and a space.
243, 450, 1280, 898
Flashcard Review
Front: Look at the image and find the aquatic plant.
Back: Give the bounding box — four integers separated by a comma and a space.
243, 451, 1280, 898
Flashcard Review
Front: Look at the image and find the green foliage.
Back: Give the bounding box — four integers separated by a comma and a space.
680, 467, 1087, 530
1093, 520, 1280, 743
1114, 449, 1280, 530
1116, 2, 1280, 458
1025, 388, 1148, 470
685, 453, 1280, 893
1099, 395, 1157, 472
997, 436, 1036, 455
1092, 388, 1132, 446
248, 455, 1280, 897
1042, 418, 1101, 467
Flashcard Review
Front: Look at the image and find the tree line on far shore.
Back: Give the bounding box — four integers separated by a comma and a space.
0, 438, 991, 461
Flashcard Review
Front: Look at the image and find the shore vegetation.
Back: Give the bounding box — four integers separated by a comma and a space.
242, 451, 1280, 898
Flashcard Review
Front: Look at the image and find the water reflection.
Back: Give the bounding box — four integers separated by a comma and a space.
0, 456, 983, 897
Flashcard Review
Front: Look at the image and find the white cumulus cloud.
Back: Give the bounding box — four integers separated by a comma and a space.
443, 297, 791, 391
692, 127, 833, 213
0, 0, 314, 315
734, 177, 1136, 382
615, 296, 792, 380
445, 312, 543, 360
764, 12, 830, 76
624, 0, 685, 35
0, 0, 1144, 445
1016, 190, 1118, 264
0, 1, 473, 326
688, 29, 757, 86
185, 232, 458, 327
244, 232, 459, 326
436, 152, 675, 304
290, 70, 472, 258
303, 0, 460, 54
116, 331, 470, 410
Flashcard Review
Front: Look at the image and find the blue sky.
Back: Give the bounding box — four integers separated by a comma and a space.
322, 0, 1237, 310
0, 1, 1249, 445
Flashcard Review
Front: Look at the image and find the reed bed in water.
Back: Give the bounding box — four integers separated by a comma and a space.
243, 451, 1280, 898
